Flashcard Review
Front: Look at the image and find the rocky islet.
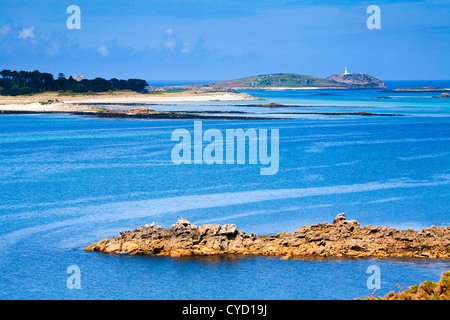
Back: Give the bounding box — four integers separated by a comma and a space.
85, 213, 450, 259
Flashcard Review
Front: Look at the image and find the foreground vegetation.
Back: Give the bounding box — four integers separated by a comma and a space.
359, 271, 450, 300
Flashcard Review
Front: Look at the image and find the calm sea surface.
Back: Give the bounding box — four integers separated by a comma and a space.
0, 81, 449, 299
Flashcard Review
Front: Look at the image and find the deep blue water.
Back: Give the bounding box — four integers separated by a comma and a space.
0, 85, 449, 299
385, 80, 450, 90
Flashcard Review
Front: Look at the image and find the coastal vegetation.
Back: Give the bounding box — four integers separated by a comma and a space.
359, 271, 450, 300
0, 69, 148, 96
210, 73, 340, 88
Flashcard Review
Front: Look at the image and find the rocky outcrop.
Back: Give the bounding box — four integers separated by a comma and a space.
326, 73, 387, 89
84, 214, 450, 259
93, 106, 159, 115
433, 93, 450, 98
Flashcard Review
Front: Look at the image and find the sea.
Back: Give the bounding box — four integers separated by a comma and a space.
0, 80, 449, 299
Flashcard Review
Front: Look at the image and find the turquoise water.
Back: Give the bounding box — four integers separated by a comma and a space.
0, 84, 449, 299
133, 80, 450, 118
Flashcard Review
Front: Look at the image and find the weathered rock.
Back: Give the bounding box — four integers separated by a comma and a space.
218, 224, 237, 237
198, 224, 220, 236
333, 213, 346, 224
84, 214, 450, 259
433, 93, 450, 98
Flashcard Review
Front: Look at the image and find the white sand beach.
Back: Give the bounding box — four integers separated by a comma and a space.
0, 102, 93, 112
65, 92, 255, 104
0, 91, 257, 113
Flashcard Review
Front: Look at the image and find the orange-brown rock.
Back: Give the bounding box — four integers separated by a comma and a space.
84, 214, 450, 259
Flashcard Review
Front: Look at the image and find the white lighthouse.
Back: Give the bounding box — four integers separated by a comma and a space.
344, 67, 349, 75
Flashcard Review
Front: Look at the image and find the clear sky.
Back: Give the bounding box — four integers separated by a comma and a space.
0, 0, 449, 81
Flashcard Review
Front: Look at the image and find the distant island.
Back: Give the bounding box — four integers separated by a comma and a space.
153, 71, 387, 92
0, 69, 148, 96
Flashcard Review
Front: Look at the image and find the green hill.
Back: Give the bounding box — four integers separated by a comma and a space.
208, 73, 347, 89
155, 72, 386, 91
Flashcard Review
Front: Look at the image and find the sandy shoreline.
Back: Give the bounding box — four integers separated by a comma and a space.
0, 90, 256, 106
0, 90, 402, 119
0, 91, 258, 115
0, 91, 278, 120
0, 102, 91, 112
67, 93, 256, 103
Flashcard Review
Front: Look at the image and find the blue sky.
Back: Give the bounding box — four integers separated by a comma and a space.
0, 0, 449, 81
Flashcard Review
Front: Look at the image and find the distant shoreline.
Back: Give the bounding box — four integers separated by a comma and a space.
0, 91, 269, 120
0, 90, 257, 104
0, 91, 404, 119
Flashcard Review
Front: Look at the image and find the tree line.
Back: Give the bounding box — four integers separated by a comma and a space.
0, 69, 148, 95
